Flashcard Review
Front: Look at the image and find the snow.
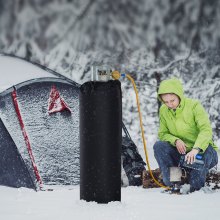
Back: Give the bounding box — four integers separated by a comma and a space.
0, 55, 58, 93
0, 185, 219, 220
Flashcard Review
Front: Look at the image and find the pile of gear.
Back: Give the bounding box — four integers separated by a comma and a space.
142, 167, 220, 193
121, 122, 146, 186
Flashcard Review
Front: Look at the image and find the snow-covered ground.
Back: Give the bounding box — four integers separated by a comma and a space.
0, 184, 219, 220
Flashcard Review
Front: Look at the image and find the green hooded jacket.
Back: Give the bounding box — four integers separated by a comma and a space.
157, 78, 218, 152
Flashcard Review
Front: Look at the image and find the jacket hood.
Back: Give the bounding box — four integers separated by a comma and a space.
158, 78, 184, 102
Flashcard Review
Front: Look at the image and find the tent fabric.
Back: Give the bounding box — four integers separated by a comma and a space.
0, 55, 59, 93
12, 88, 43, 187
0, 81, 80, 188
48, 85, 71, 114
0, 55, 80, 189
0, 118, 36, 189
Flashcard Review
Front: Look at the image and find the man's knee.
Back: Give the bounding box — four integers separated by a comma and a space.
203, 146, 218, 169
153, 141, 166, 152
153, 141, 171, 153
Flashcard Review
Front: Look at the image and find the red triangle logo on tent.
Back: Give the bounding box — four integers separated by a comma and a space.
47, 85, 71, 114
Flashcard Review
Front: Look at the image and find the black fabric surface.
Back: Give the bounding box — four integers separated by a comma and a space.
80, 80, 122, 203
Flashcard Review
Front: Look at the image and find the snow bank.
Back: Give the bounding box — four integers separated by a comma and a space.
0, 185, 219, 220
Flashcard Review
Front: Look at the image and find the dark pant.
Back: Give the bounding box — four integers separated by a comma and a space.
153, 141, 218, 191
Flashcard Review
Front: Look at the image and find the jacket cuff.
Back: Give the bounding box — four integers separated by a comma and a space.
193, 147, 202, 153
169, 136, 179, 146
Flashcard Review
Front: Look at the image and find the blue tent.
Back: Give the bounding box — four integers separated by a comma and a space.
0, 54, 80, 189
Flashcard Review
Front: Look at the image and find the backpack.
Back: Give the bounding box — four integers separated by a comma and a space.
121, 122, 146, 186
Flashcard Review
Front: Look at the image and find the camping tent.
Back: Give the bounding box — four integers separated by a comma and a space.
0, 54, 80, 189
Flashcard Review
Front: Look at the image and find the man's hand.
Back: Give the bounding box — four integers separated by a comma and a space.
175, 139, 186, 154
185, 149, 200, 164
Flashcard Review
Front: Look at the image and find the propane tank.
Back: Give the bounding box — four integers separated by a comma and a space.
80, 66, 122, 203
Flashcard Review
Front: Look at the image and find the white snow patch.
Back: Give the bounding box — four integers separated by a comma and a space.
0, 185, 219, 220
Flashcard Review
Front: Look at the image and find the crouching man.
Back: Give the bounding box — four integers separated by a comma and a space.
153, 78, 218, 192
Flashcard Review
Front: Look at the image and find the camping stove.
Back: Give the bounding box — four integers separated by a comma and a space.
169, 167, 184, 194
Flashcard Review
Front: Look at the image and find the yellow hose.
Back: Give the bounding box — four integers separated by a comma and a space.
112, 71, 170, 189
